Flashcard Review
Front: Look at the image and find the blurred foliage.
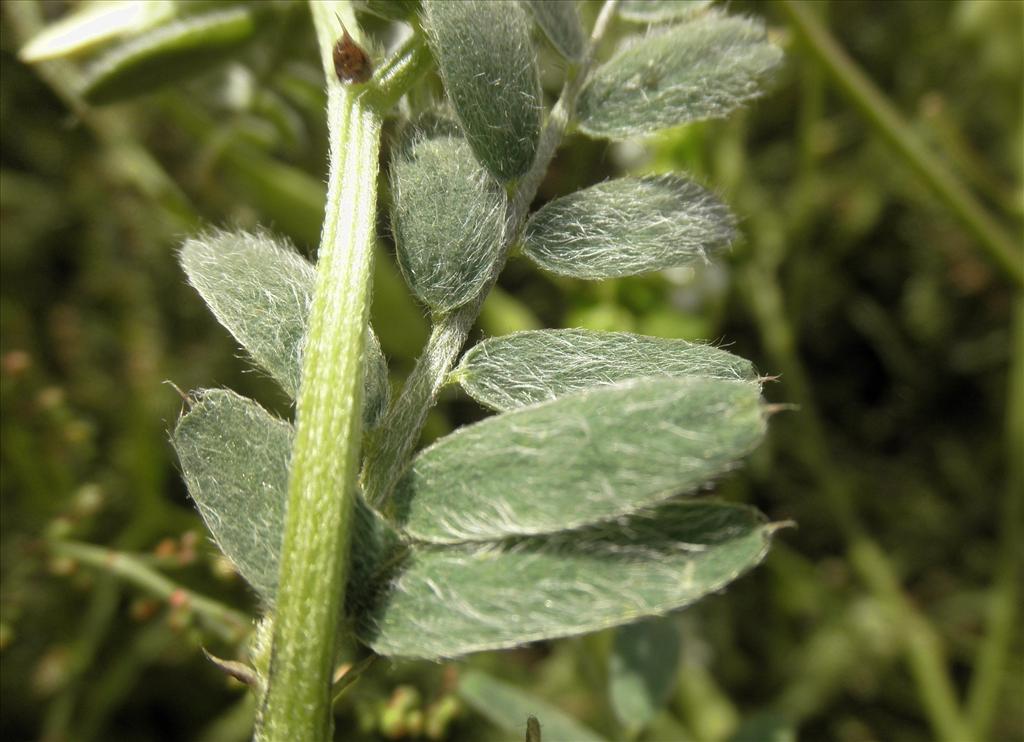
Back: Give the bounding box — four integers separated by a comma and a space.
1, 1, 1021, 741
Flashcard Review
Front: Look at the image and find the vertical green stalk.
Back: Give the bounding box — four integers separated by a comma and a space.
966, 296, 1023, 737
258, 3, 380, 739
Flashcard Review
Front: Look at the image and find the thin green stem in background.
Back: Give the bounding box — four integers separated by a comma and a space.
77, 621, 177, 742
966, 295, 1023, 738
40, 578, 121, 742
777, 0, 1024, 288
257, 2, 380, 739
362, 0, 621, 509
49, 540, 249, 642
722, 98, 973, 736
736, 203, 973, 742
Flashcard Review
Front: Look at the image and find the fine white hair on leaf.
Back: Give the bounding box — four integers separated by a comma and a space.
521, 174, 737, 279
358, 499, 773, 659
172, 392, 775, 660
180, 229, 313, 398
178, 228, 388, 426
392, 376, 766, 544
457, 328, 758, 411
171, 388, 292, 602
422, 0, 541, 181
390, 135, 507, 313
171, 388, 398, 605
577, 11, 783, 139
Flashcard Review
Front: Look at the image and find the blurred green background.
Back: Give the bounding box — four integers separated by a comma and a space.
2, 1, 1021, 740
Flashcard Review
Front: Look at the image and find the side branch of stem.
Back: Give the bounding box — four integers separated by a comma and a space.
362, 0, 621, 508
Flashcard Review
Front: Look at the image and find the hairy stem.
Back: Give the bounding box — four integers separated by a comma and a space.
777, 0, 1024, 287
49, 540, 248, 642
363, 0, 620, 509
258, 3, 379, 739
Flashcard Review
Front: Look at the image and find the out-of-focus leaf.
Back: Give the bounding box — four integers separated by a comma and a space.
359, 500, 773, 658
521, 174, 736, 278
423, 0, 541, 181
172, 389, 397, 603
392, 376, 766, 543
390, 135, 506, 313
609, 618, 682, 731
179, 230, 388, 426
523, 0, 584, 62
457, 329, 757, 411
80, 6, 260, 105
577, 13, 782, 139
362, 328, 390, 429
355, 0, 421, 22
478, 286, 544, 336
458, 670, 606, 741
19, 0, 176, 62
618, 0, 713, 23
730, 712, 797, 742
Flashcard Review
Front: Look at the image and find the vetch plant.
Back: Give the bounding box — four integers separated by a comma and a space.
24, 0, 784, 738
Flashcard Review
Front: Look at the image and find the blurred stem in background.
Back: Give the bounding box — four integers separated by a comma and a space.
966, 296, 1023, 739
2, 2, 197, 231
714, 3, 1021, 739
777, 0, 1023, 288
4, 6, 226, 741
48, 540, 250, 643
38, 577, 119, 741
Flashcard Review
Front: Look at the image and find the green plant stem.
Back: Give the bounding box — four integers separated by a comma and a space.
41, 578, 120, 742
257, 3, 380, 740
367, 34, 433, 111
363, 0, 620, 509
966, 296, 1023, 737
777, 0, 1024, 288
49, 540, 248, 642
